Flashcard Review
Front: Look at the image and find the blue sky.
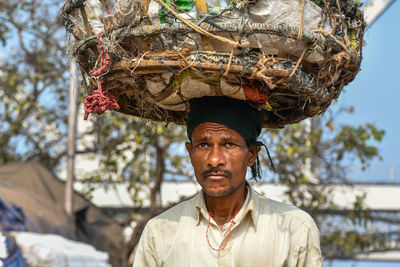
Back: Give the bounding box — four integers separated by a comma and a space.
334, 0, 400, 183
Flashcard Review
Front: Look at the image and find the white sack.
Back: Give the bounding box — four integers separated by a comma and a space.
0, 232, 7, 261
11, 232, 110, 267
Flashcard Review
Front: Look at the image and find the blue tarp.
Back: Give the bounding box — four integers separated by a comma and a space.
0, 199, 30, 267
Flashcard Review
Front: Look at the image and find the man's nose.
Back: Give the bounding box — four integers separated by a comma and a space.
208, 146, 225, 167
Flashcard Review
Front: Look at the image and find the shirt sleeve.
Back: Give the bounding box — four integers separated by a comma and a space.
296, 220, 323, 267
132, 222, 160, 267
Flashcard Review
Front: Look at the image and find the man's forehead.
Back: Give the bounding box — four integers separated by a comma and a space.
192, 122, 243, 140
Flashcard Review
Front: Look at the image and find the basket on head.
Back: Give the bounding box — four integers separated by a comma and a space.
61, 0, 364, 128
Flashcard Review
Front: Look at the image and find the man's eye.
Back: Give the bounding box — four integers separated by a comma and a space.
198, 143, 208, 148
225, 142, 235, 147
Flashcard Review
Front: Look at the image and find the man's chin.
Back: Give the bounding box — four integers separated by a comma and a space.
203, 186, 234, 198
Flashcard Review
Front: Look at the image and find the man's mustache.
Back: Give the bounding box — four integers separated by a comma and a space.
202, 168, 232, 180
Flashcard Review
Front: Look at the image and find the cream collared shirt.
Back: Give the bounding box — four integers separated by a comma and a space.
133, 184, 322, 267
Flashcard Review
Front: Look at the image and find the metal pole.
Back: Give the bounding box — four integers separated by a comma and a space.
304, 118, 320, 184
65, 61, 79, 215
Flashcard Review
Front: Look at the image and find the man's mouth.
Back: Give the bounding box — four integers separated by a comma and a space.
205, 174, 227, 179
202, 168, 232, 180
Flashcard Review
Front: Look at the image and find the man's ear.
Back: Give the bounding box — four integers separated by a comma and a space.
185, 142, 192, 156
248, 146, 261, 167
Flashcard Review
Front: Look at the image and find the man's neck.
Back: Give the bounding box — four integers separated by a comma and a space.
204, 182, 247, 229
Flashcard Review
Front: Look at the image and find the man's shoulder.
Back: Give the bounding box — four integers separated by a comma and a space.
255, 191, 316, 228
145, 194, 198, 231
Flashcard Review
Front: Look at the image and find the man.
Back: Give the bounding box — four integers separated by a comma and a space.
133, 96, 322, 267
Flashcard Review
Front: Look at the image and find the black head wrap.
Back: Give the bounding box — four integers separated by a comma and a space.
186, 96, 275, 180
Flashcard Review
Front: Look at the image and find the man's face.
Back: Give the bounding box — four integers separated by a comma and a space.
185, 122, 260, 198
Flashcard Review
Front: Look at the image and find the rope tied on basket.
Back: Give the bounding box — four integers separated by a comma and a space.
83, 33, 119, 120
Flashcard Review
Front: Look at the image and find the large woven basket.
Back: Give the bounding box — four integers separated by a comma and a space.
61, 0, 364, 128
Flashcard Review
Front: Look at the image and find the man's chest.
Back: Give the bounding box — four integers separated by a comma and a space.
159, 218, 294, 267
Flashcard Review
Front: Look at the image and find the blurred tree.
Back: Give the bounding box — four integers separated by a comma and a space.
0, 0, 397, 265
77, 114, 192, 262
261, 113, 388, 259
0, 0, 69, 168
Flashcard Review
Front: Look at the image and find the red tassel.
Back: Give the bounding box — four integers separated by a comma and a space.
83, 33, 119, 120
83, 81, 119, 120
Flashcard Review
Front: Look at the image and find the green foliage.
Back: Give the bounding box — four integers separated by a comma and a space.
335, 123, 385, 167
323, 229, 373, 258
260, 114, 388, 259
310, 0, 324, 7
0, 2, 11, 45
0, 0, 68, 168
322, 227, 392, 259
264, 115, 385, 187
77, 113, 190, 206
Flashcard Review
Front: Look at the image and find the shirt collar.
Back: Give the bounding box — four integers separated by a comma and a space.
194, 182, 260, 228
